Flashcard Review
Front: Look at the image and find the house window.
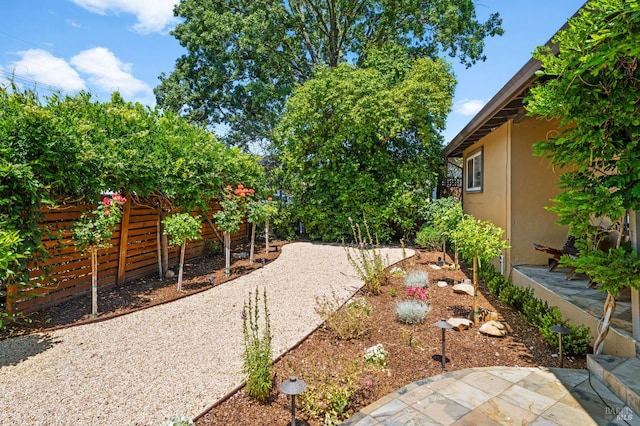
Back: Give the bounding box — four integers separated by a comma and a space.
466, 149, 483, 192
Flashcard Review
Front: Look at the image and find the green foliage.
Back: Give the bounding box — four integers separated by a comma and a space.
73, 194, 127, 253
395, 300, 431, 324
452, 214, 509, 265
420, 197, 463, 244
315, 293, 371, 340
403, 270, 429, 289
162, 213, 202, 247
158, 0, 502, 147
480, 264, 591, 356
415, 225, 441, 251
0, 85, 264, 323
242, 287, 273, 403
344, 218, 387, 295
526, 0, 640, 296
299, 357, 360, 425
274, 49, 456, 241
561, 248, 640, 296
162, 416, 194, 426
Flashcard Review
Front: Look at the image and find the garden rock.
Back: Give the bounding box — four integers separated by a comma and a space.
437, 281, 448, 288
479, 320, 508, 337
447, 317, 473, 331
453, 283, 474, 296
233, 251, 249, 260
165, 270, 176, 278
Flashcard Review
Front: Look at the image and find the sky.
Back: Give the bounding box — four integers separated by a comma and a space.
1, 0, 586, 144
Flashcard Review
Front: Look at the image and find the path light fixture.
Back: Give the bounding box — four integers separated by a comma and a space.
209, 276, 214, 285
550, 324, 572, 368
434, 318, 453, 370
280, 376, 307, 426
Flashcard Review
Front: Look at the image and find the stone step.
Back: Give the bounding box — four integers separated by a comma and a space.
587, 354, 640, 418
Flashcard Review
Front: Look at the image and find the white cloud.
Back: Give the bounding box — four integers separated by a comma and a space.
70, 47, 153, 99
69, 0, 180, 33
8, 49, 87, 92
454, 98, 486, 116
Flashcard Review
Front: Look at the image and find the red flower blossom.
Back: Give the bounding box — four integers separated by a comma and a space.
102, 197, 111, 206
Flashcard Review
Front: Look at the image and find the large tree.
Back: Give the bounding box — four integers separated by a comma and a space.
526, 0, 640, 353
156, 0, 502, 147
274, 45, 455, 241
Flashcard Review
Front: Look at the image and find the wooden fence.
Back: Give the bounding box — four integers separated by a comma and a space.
12, 200, 247, 314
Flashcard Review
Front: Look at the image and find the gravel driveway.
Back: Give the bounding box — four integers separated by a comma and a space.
0, 242, 411, 425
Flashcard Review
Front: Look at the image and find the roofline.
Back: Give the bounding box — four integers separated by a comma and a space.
442, 57, 541, 158
442, 3, 583, 159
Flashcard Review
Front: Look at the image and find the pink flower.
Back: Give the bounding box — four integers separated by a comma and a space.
112, 193, 126, 203
104, 208, 111, 216
102, 197, 111, 206
407, 286, 427, 300
267, 197, 272, 201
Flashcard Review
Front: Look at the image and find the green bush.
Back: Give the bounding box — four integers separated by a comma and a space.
299, 358, 360, 424
315, 294, 371, 340
344, 218, 386, 295
395, 300, 431, 324
415, 225, 441, 251
481, 265, 591, 356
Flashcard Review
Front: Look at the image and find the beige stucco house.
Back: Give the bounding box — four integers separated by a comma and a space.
441, 38, 640, 357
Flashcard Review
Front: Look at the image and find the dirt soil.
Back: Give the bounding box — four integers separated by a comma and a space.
1, 243, 587, 425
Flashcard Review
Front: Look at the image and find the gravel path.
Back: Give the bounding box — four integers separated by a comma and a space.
0, 242, 411, 425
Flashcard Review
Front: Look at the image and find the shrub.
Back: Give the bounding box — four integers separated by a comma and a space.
395, 300, 431, 324
344, 218, 387, 295
415, 225, 441, 251
404, 270, 429, 288
242, 287, 273, 402
299, 358, 360, 424
480, 263, 592, 357
315, 293, 371, 340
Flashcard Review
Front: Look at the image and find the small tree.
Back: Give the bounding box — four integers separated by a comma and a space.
215, 185, 253, 276
74, 194, 127, 317
247, 197, 279, 263
452, 214, 509, 325
422, 197, 463, 263
163, 213, 202, 291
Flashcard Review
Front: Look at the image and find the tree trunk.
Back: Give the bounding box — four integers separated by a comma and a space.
472, 256, 479, 325
265, 219, 270, 253
159, 209, 169, 277
156, 216, 163, 279
225, 231, 231, 277
250, 223, 256, 264
594, 292, 616, 354
177, 241, 186, 291
6, 280, 17, 318
91, 248, 98, 317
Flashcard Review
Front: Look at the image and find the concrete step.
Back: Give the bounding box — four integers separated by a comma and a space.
587, 354, 640, 419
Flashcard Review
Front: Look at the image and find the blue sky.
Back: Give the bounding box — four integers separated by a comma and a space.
1, 1, 586, 143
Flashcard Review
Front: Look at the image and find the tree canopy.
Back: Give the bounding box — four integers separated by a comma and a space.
156, 0, 502, 147
526, 0, 640, 295
527, 0, 640, 237
274, 46, 455, 241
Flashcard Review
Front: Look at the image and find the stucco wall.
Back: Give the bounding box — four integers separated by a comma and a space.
462, 118, 570, 274
510, 117, 568, 268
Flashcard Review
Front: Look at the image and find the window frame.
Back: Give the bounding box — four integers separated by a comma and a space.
465, 148, 483, 193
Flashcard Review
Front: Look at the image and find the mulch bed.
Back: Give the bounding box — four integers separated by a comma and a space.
1, 243, 587, 425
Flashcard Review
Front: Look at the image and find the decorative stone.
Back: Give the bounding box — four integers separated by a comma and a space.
233, 251, 249, 260
437, 281, 448, 288
165, 270, 175, 278
447, 317, 473, 331
429, 264, 442, 270
479, 320, 508, 337
453, 283, 474, 296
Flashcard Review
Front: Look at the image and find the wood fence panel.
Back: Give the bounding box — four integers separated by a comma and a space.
11, 201, 248, 314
